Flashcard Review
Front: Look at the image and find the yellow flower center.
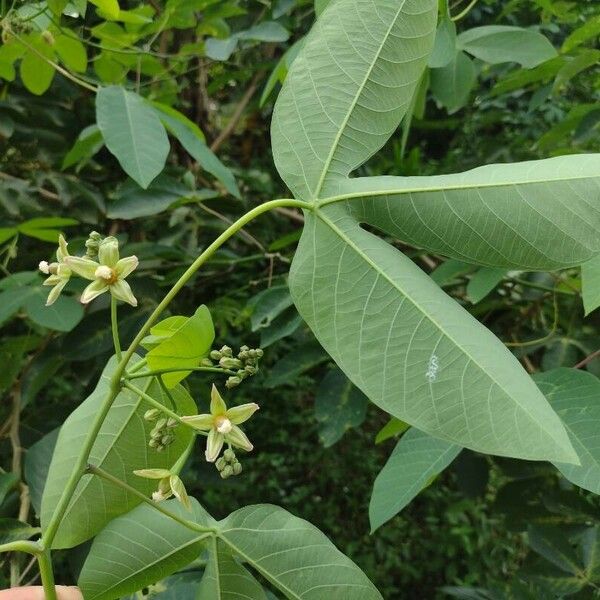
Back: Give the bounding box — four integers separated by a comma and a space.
95, 265, 118, 284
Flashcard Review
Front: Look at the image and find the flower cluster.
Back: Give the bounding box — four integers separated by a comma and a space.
206, 345, 263, 389
215, 448, 242, 479
144, 409, 178, 452
39, 232, 138, 307
182, 384, 258, 463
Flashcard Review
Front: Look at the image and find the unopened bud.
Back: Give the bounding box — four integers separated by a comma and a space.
220, 357, 242, 369
220, 345, 233, 357
166, 418, 178, 428
255, 349, 263, 358
210, 350, 222, 361
220, 465, 234, 479
144, 409, 161, 421
232, 462, 242, 476
223, 448, 236, 462
226, 376, 242, 389
215, 457, 227, 471
41, 30, 55, 45
201, 358, 214, 367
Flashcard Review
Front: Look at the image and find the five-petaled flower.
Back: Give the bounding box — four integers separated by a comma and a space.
65, 236, 138, 306
182, 384, 258, 462
133, 468, 191, 511
39, 234, 72, 306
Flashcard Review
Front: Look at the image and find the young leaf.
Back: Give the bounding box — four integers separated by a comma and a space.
197, 538, 267, 599
96, 86, 170, 188
314, 367, 367, 447
20, 38, 56, 95
457, 26, 557, 69
79, 499, 213, 600
582, 255, 600, 315
218, 504, 382, 599
54, 34, 87, 72
369, 428, 461, 532
375, 417, 410, 444
535, 369, 600, 495
147, 305, 215, 387
467, 268, 507, 304
41, 356, 197, 549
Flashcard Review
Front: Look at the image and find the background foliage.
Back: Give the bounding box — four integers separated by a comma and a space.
0, 0, 599, 597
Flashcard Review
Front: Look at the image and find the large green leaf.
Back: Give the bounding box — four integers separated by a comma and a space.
96, 86, 170, 188
271, 0, 438, 200
40, 356, 197, 549
323, 154, 600, 270
535, 369, 600, 495
272, 0, 590, 463
197, 538, 267, 599
79, 499, 213, 600
218, 504, 382, 599
289, 206, 577, 462
369, 428, 461, 532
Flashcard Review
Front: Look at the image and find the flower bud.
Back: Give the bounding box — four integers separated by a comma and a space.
144, 409, 161, 421
210, 350, 222, 361
220, 357, 242, 369
166, 418, 178, 428
220, 345, 233, 357
232, 462, 242, 476
201, 358, 214, 367
149, 439, 159, 448
41, 30, 55, 45
223, 448, 236, 462
215, 457, 227, 471
225, 376, 242, 389
220, 465, 234, 479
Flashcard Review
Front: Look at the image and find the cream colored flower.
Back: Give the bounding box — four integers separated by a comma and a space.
133, 468, 191, 511
182, 384, 258, 462
65, 236, 138, 306
39, 235, 72, 306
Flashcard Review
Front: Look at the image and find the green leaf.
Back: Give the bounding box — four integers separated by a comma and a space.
48, 0, 69, 15
54, 34, 87, 72
430, 50, 476, 114
89, 0, 120, 19
197, 538, 267, 599
0, 473, 19, 508
374, 418, 410, 445
0, 519, 40, 544
248, 285, 293, 331
218, 504, 382, 599
205, 37, 238, 61
562, 16, 600, 53
79, 499, 213, 600
0, 287, 31, 326
467, 268, 507, 304
147, 305, 215, 388
271, 0, 438, 200
238, 22, 290, 43
457, 26, 557, 68
265, 341, 328, 388
152, 102, 240, 198
108, 176, 189, 220
314, 0, 331, 17
24, 428, 59, 517
0, 228, 18, 243
96, 86, 170, 189
40, 356, 197, 549
314, 368, 367, 447
535, 369, 600, 495
62, 124, 104, 170
20, 38, 56, 95
527, 525, 583, 575
23, 289, 84, 332
369, 428, 461, 532
428, 16, 456, 68
582, 255, 600, 315
273, 0, 585, 464
260, 308, 303, 348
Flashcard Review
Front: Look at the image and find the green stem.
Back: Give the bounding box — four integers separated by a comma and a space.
38, 550, 57, 600
0, 540, 41, 555
40, 198, 309, 555
124, 366, 236, 380
111, 297, 122, 361
123, 380, 207, 436
451, 0, 478, 21
86, 465, 216, 534
112, 198, 310, 386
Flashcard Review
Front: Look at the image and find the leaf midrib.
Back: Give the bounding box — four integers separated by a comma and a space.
312, 0, 409, 200
315, 172, 600, 207
314, 209, 568, 449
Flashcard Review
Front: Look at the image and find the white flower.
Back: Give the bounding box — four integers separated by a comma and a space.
65, 236, 138, 306
181, 384, 258, 462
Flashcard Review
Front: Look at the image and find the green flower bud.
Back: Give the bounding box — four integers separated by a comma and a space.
220, 465, 234, 479
223, 448, 236, 462
220, 357, 242, 369
155, 418, 167, 430
156, 445, 165, 452
232, 462, 242, 476
144, 409, 161, 421
225, 376, 242, 389
239, 345, 249, 352
166, 418, 178, 428
220, 345, 233, 357
248, 349, 257, 358
244, 365, 258, 375
210, 350, 222, 361
201, 358, 214, 367
161, 434, 174, 445
215, 457, 227, 471
255, 348, 264, 358
149, 438, 159, 448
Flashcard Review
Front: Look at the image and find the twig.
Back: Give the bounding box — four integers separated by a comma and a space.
210, 71, 263, 153
574, 349, 600, 370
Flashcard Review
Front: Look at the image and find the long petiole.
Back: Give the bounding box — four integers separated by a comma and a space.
111, 297, 122, 361
123, 381, 208, 436
37, 550, 57, 600
124, 366, 237, 380
86, 464, 216, 534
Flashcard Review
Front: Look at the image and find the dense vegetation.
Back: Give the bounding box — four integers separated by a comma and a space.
0, 0, 599, 598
